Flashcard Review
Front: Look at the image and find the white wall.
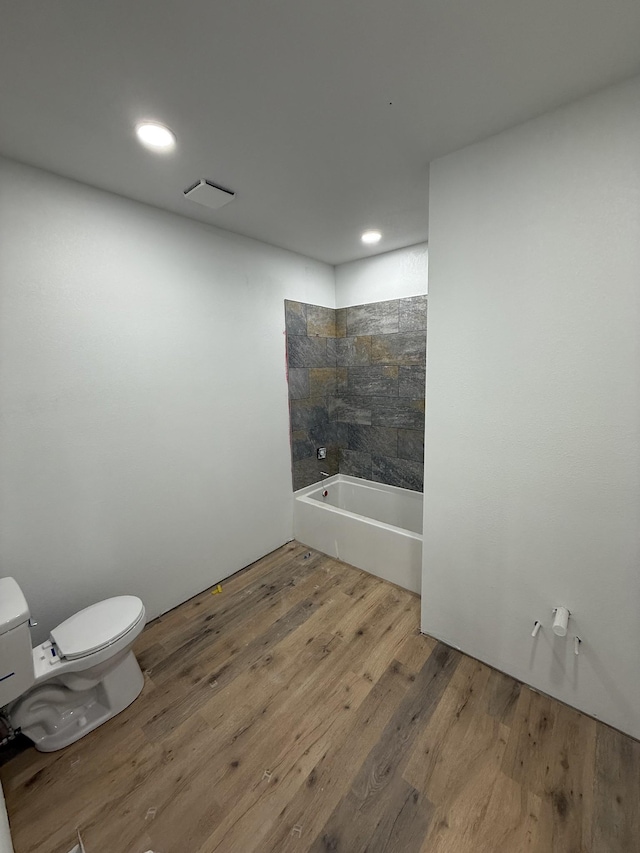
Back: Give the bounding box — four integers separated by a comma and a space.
335, 243, 428, 308
422, 76, 640, 738
0, 158, 335, 643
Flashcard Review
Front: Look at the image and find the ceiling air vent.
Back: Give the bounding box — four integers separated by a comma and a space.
183, 179, 235, 210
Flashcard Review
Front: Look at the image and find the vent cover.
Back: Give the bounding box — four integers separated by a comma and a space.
183, 179, 235, 210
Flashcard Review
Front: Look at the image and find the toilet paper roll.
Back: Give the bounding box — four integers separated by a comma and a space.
552, 606, 570, 637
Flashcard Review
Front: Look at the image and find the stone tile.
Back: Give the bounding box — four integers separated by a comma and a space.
290, 397, 330, 433
371, 397, 425, 429
291, 433, 315, 462
371, 455, 423, 491
324, 445, 340, 477
398, 366, 426, 399
333, 421, 349, 448
307, 305, 336, 337
309, 421, 334, 445
334, 336, 372, 367
285, 300, 307, 335
370, 332, 427, 366
292, 457, 324, 491
288, 367, 309, 400
340, 449, 372, 480
288, 297, 428, 491
329, 395, 372, 425
322, 420, 348, 449
346, 301, 399, 335
399, 295, 428, 332
309, 367, 337, 397
292, 447, 339, 489
397, 429, 424, 463
287, 335, 332, 368
373, 408, 424, 430
347, 365, 399, 397
347, 424, 398, 457
370, 397, 425, 412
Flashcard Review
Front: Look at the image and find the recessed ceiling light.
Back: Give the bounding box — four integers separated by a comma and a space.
135, 121, 176, 152
361, 230, 382, 245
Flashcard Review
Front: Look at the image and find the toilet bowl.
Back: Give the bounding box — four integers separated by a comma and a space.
0, 579, 146, 752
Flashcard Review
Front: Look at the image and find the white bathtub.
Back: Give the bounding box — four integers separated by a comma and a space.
293, 474, 423, 594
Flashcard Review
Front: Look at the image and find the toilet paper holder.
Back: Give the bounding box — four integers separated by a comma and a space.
552, 606, 570, 637
531, 609, 582, 653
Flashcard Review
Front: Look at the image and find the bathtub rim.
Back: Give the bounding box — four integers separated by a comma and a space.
294, 473, 423, 540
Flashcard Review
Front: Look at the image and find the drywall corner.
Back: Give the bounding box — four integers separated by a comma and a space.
335, 243, 428, 308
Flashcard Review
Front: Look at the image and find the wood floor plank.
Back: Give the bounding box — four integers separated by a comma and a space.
141, 566, 342, 740
501, 686, 597, 851
402, 655, 494, 797
190, 590, 402, 819
361, 775, 432, 853
195, 593, 379, 741
194, 577, 392, 756
308, 643, 459, 853
145, 557, 343, 695
485, 667, 522, 727
135, 542, 310, 655
258, 659, 422, 853
107, 556, 337, 740
79, 714, 222, 853
393, 628, 437, 674
2, 542, 639, 853
194, 670, 373, 853
148, 548, 327, 675
405, 658, 518, 853
2, 723, 153, 853
422, 769, 543, 853
170, 588, 400, 852
350, 595, 419, 683
592, 722, 640, 853
197, 630, 339, 742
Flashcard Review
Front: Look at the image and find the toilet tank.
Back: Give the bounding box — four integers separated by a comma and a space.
0, 578, 35, 707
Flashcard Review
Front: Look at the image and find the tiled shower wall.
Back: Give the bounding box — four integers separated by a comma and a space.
285, 295, 426, 491
286, 301, 342, 489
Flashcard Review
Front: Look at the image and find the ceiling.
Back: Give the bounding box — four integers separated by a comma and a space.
2, 2, 640, 265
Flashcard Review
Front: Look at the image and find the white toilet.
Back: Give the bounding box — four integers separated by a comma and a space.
0, 577, 146, 752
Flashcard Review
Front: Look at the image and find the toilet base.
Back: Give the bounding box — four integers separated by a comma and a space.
10, 651, 145, 752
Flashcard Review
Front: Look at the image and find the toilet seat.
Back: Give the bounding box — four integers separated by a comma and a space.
50, 596, 145, 661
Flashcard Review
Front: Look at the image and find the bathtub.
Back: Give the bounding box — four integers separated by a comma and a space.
293, 474, 423, 594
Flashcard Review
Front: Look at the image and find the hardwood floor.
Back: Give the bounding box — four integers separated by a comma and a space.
1, 541, 638, 852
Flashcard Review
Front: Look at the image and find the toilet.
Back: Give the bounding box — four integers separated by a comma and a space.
0, 578, 146, 752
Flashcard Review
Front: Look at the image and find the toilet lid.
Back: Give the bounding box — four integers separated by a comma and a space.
50, 596, 145, 660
